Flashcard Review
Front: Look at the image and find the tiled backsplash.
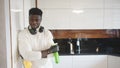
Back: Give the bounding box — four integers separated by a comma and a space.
54, 38, 120, 55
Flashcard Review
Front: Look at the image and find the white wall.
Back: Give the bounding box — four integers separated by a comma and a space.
10, 0, 35, 68
0, 0, 11, 68
10, 0, 24, 68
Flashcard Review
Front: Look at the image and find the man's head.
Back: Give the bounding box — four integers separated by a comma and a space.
29, 8, 43, 29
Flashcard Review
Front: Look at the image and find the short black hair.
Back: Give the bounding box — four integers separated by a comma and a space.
29, 8, 43, 16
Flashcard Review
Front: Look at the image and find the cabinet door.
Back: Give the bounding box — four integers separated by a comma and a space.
108, 55, 120, 68
105, 0, 120, 9
53, 56, 73, 68
104, 9, 120, 29
73, 55, 107, 68
70, 0, 104, 9
38, 0, 70, 9
37, 0, 104, 29
69, 9, 104, 29
41, 9, 70, 29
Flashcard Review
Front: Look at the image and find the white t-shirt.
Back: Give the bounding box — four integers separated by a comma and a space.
18, 27, 54, 68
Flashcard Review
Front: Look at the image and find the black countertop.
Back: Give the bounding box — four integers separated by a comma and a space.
59, 53, 120, 57
54, 38, 120, 57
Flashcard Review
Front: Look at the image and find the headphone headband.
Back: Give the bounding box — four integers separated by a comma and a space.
28, 26, 44, 35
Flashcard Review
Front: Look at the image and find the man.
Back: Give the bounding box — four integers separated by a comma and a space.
18, 8, 59, 68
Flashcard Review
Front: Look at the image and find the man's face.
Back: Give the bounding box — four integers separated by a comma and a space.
29, 15, 42, 29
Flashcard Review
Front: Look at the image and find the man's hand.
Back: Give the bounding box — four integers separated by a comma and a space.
41, 45, 59, 58
48, 45, 59, 53
41, 49, 49, 58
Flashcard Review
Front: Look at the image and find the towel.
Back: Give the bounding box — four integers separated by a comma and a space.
23, 60, 32, 68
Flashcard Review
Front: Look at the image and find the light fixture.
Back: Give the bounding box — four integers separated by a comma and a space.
72, 9, 84, 14
11, 9, 23, 12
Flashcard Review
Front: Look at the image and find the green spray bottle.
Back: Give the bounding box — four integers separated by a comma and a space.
53, 43, 60, 64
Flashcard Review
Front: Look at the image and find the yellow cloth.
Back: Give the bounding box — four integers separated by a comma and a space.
23, 60, 32, 68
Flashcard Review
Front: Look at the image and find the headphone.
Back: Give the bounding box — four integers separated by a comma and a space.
28, 26, 44, 35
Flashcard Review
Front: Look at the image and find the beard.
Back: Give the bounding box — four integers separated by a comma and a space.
31, 24, 40, 29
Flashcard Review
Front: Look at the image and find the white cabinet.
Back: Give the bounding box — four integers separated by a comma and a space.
73, 55, 107, 68
37, 0, 70, 9
38, 0, 104, 29
41, 9, 70, 29
53, 55, 107, 68
41, 8, 104, 29
104, 9, 120, 29
38, 0, 120, 29
38, 0, 104, 9
104, 0, 120, 29
105, 0, 120, 9
69, 9, 104, 29
108, 55, 120, 68
53, 55, 120, 68
53, 56, 72, 68
70, 0, 104, 9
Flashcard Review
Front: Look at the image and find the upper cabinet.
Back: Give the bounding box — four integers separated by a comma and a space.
69, 9, 104, 29
38, 0, 104, 9
104, 0, 120, 29
105, 0, 120, 8
38, 0, 70, 8
70, 0, 104, 9
104, 9, 120, 29
38, 0, 120, 29
41, 9, 70, 29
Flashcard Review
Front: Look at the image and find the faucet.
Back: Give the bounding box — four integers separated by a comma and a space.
76, 38, 81, 54
68, 39, 74, 54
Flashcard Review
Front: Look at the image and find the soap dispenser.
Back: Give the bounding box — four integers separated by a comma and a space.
76, 38, 81, 54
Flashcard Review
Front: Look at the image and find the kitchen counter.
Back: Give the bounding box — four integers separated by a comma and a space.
59, 53, 120, 57
54, 38, 120, 57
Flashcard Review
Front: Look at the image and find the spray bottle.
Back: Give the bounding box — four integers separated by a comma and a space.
53, 43, 60, 64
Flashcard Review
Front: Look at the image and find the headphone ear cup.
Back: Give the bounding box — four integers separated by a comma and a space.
29, 29, 37, 35
28, 26, 37, 35
39, 26, 44, 33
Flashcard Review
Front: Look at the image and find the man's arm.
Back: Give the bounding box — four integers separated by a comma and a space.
41, 45, 59, 58
41, 49, 49, 58
18, 32, 42, 61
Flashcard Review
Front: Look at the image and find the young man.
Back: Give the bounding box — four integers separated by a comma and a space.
18, 8, 59, 68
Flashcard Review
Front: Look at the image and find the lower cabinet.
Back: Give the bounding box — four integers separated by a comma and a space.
72, 55, 107, 68
53, 55, 107, 68
53, 56, 73, 68
108, 55, 120, 68
53, 55, 120, 68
